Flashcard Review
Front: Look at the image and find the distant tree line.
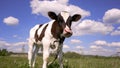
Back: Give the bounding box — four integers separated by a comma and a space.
1, 48, 118, 58
0, 49, 12, 56
64, 52, 81, 58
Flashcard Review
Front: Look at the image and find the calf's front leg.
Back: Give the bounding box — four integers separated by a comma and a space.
58, 44, 63, 68
42, 39, 50, 68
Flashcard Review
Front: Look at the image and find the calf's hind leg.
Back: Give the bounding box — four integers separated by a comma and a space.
28, 39, 35, 68
32, 45, 40, 67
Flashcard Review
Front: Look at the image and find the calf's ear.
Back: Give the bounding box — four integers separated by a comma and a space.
48, 11, 57, 20
72, 14, 81, 22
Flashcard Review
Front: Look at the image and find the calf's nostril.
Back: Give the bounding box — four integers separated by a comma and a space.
67, 32, 71, 34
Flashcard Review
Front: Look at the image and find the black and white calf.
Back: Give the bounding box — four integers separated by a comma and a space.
28, 11, 81, 68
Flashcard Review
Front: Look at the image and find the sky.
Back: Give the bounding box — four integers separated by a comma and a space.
0, 0, 120, 56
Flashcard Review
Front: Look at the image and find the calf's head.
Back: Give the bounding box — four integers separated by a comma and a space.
48, 11, 81, 38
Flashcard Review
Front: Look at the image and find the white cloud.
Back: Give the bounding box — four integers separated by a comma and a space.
30, 0, 90, 18
75, 46, 84, 49
0, 40, 27, 52
0, 41, 27, 47
93, 40, 107, 46
90, 45, 112, 54
8, 47, 22, 53
93, 40, 120, 47
103, 8, 120, 24
63, 44, 69, 49
111, 30, 120, 36
116, 48, 120, 52
13, 35, 18, 38
118, 27, 120, 30
70, 39, 82, 44
0, 40, 10, 47
3, 16, 19, 26
13, 42, 27, 46
109, 42, 120, 47
90, 45, 102, 49
89, 40, 120, 56
91, 48, 112, 53
57, 0, 69, 5
72, 19, 114, 36
87, 49, 113, 56
111, 26, 120, 36
13, 35, 22, 40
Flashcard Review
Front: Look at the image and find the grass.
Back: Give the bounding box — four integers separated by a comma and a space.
0, 56, 120, 68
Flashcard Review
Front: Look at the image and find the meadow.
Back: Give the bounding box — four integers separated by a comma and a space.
0, 54, 120, 68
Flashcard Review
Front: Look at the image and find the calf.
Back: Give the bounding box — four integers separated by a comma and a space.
28, 11, 81, 68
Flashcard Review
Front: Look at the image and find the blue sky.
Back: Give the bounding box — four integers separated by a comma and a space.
0, 0, 120, 56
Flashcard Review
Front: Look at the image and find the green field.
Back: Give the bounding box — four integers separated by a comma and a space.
0, 55, 120, 68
